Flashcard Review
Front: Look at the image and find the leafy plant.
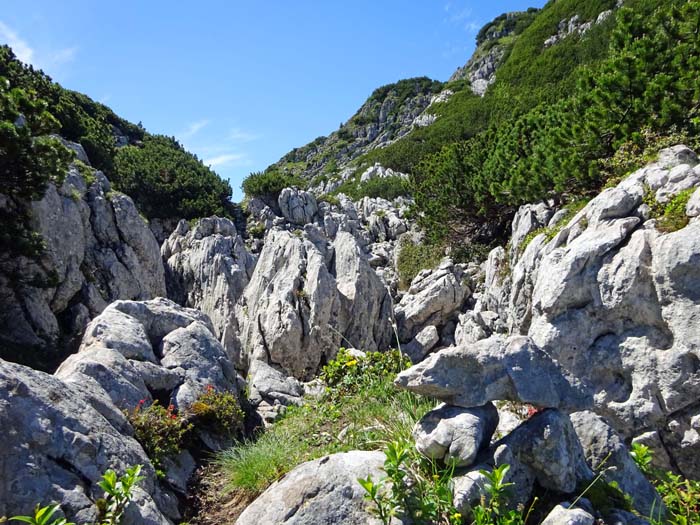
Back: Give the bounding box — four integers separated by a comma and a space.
630, 442, 653, 476
320, 348, 410, 397
125, 400, 192, 478
95, 465, 145, 525
657, 189, 694, 233
10, 505, 75, 525
359, 438, 462, 525
188, 385, 245, 438
630, 444, 700, 525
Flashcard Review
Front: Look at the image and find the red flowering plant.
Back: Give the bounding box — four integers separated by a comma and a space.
125, 399, 193, 478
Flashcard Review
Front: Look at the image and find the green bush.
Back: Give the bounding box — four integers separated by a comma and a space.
188, 386, 245, 438
396, 239, 444, 289
320, 348, 410, 397
112, 135, 232, 220
125, 400, 192, 478
630, 443, 700, 525
241, 170, 306, 199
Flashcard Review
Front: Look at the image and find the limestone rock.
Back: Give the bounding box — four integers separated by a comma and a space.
0, 359, 171, 524
686, 187, 700, 216
487, 146, 700, 477
395, 336, 591, 410
541, 504, 594, 525
236, 228, 392, 381
56, 298, 237, 414
0, 160, 166, 365
278, 187, 318, 225
395, 259, 471, 342
498, 410, 593, 494
451, 468, 490, 515
162, 217, 256, 363
236, 451, 394, 525
413, 403, 498, 467
571, 411, 664, 517
403, 325, 440, 363
235, 229, 341, 380
247, 359, 304, 408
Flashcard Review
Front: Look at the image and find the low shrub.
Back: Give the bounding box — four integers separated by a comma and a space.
396, 239, 445, 289
657, 189, 694, 233
320, 348, 410, 397
241, 170, 306, 199
125, 400, 192, 478
644, 186, 694, 233
333, 175, 410, 202
189, 385, 245, 438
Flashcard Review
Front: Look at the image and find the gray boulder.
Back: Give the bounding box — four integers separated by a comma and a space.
413, 403, 498, 467
403, 325, 440, 363
395, 336, 591, 410
395, 259, 471, 342
0, 359, 171, 524
571, 411, 663, 518
497, 410, 593, 495
278, 187, 318, 225
236, 451, 394, 525
56, 298, 238, 414
541, 504, 594, 525
451, 468, 490, 515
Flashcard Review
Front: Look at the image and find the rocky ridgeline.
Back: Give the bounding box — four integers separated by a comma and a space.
1, 146, 700, 523
268, 81, 449, 183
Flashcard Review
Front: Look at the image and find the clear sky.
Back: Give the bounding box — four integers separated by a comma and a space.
1, 1, 543, 200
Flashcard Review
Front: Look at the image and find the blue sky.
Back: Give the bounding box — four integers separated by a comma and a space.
1, 1, 543, 200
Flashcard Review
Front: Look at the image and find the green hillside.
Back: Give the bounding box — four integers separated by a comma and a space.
257, 0, 699, 249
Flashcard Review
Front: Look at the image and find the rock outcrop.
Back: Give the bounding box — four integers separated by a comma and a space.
162, 217, 256, 360
0, 156, 166, 368
236, 228, 393, 385
56, 298, 240, 413
236, 451, 393, 525
479, 146, 700, 478
395, 259, 472, 344
0, 359, 171, 524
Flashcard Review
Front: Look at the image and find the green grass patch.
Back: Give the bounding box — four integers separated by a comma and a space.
216, 349, 434, 496
657, 189, 694, 233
